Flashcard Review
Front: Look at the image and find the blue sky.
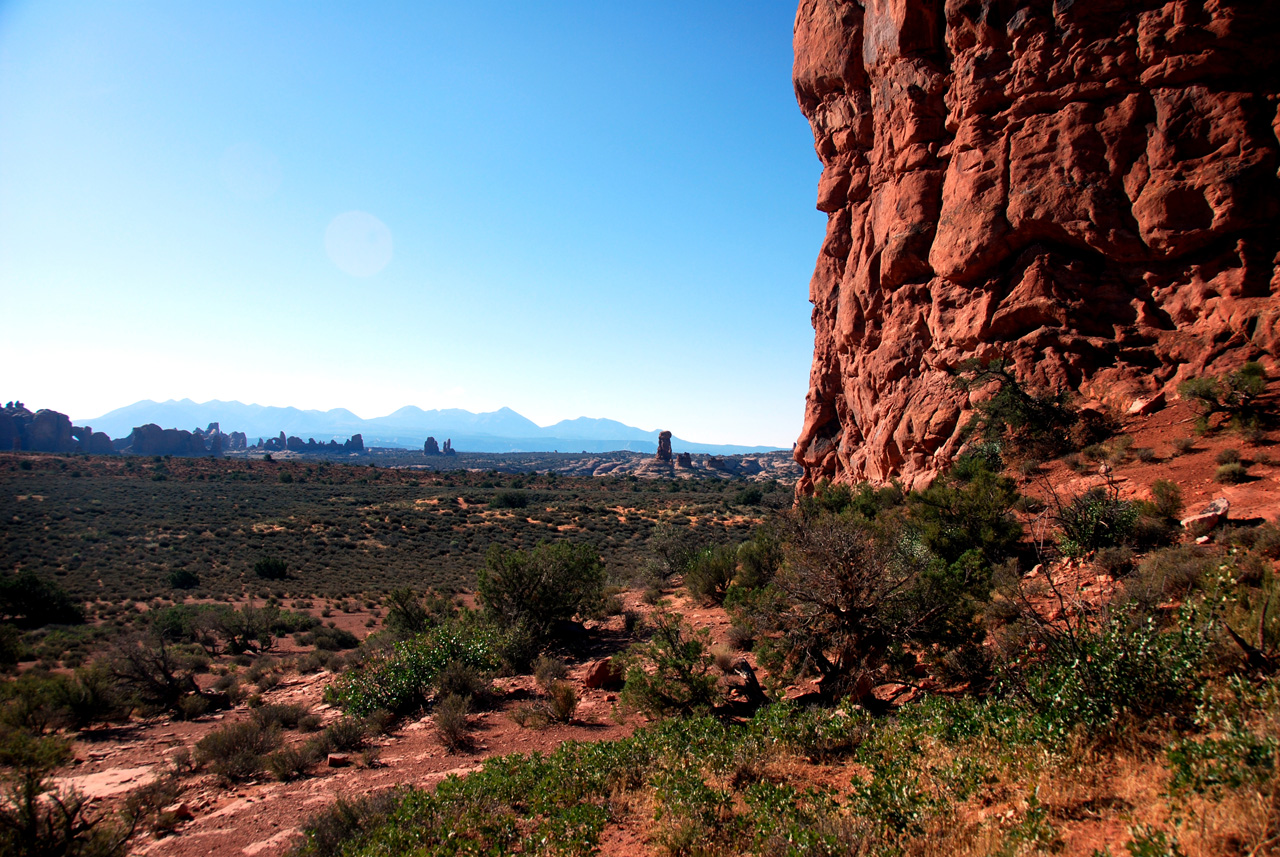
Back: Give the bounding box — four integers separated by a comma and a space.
0, 2, 822, 447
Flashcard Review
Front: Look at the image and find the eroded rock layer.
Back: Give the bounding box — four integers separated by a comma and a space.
792, 0, 1280, 490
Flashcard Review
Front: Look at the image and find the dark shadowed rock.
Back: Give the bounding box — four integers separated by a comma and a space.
123, 424, 209, 457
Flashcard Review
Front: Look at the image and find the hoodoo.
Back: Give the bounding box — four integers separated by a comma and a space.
792, 0, 1279, 491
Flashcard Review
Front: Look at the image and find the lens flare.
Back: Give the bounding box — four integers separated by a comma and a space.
324, 211, 393, 277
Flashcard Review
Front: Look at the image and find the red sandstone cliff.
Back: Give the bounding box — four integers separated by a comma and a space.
792, 0, 1280, 491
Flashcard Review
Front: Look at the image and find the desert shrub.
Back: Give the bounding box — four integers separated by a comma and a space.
266, 746, 312, 782
1125, 547, 1217, 609
253, 557, 289, 580
298, 626, 359, 651
383, 589, 434, 637
1054, 484, 1138, 557
796, 479, 903, 521
684, 544, 738, 605
732, 486, 764, 506
734, 525, 783, 590
252, 703, 310, 731
109, 632, 205, 714
1216, 448, 1242, 465
294, 789, 405, 857
194, 720, 282, 782
1179, 361, 1268, 434
324, 716, 369, 752
619, 611, 720, 718
1095, 546, 1135, 576
532, 655, 568, 690
953, 358, 1081, 458
1012, 606, 1211, 734
1216, 462, 1249, 484
434, 694, 471, 751
769, 509, 991, 701
167, 569, 200, 590
544, 681, 577, 723
907, 464, 1022, 565
476, 541, 605, 657
1131, 479, 1184, 548
0, 729, 136, 857
648, 523, 704, 580
0, 571, 84, 628
517, 679, 579, 728
1150, 479, 1184, 522
490, 490, 528, 509
331, 623, 501, 716
434, 660, 490, 705
0, 624, 23, 669
1171, 437, 1196, 455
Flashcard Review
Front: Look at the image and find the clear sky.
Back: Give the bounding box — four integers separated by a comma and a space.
0, 2, 823, 448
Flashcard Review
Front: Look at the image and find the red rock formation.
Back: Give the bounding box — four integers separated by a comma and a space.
655, 431, 674, 463
792, 0, 1280, 490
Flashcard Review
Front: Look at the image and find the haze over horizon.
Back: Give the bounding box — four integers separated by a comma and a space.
0, 3, 823, 449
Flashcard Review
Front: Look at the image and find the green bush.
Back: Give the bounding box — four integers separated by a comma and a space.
953, 359, 1081, 458
1055, 484, 1138, 557
254, 557, 289, 580
769, 509, 991, 701
684, 544, 738, 605
1179, 361, 1268, 434
489, 490, 528, 509
1216, 462, 1249, 484
195, 720, 282, 782
907, 464, 1022, 565
619, 611, 721, 718
0, 571, 84, 628
331, 623, 501, 716
167, 569, 200, 590
1013, 606, 1211, 734
476, 541, 604, 656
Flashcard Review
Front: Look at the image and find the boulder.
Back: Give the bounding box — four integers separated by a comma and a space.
582, 658, 625, 690
1181, 498, 1230, 537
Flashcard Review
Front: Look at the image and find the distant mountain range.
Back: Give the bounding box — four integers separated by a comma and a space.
79, 400, 784, 456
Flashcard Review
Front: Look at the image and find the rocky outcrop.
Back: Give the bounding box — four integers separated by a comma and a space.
655, 431, 673, 463
1, 403, 79, 453
122, 424, 210, 457
71, 425, 114, 455
792, 0, 1280, 490
424, 437, 441, 455
442, 438, 455, 456
676, 451, 693, 468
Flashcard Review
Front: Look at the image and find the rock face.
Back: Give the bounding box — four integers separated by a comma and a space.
792, 0, 1280, 490
424, 437, 441, 455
